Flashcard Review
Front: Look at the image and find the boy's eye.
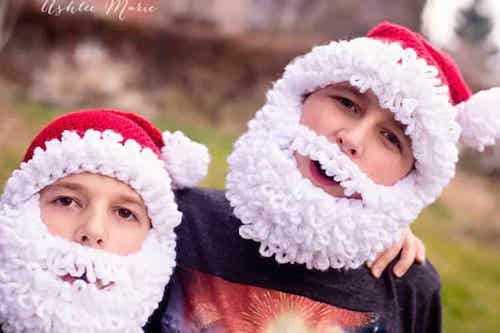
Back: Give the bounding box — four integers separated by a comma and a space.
54, 196, 77, 207
335, 96, 359, 114
381, 130, 402, 151
117, 208, 137, 221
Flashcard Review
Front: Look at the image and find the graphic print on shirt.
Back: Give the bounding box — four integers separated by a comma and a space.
164, 267, 387, 333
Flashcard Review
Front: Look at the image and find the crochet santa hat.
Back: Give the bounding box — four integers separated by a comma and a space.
1, 109, 210, 235
257, 21, 500, 207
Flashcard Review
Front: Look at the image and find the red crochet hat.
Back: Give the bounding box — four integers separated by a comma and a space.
367, 22, 472, 105
24, 110, 165, 162
1, 109, 210, 233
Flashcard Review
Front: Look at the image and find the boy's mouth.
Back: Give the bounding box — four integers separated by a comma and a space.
309, 159, 362, 199
60, 272, 114, 290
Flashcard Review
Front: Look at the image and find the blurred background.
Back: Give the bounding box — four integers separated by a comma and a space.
0, 0, 499, 331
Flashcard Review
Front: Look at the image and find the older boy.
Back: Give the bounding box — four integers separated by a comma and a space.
0, 109, 209, 333
157, 22, 500, 332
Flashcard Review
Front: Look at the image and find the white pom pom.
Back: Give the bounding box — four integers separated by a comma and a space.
456, 87, 500, 152
161, 131, 210, 188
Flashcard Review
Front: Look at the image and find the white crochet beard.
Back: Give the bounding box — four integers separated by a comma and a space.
0, 195, 174, 333
226, 123, 421, 271
226, 36, 465, 271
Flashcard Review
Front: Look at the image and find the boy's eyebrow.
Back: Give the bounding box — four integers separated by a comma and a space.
331, 83, 365, 98
45, 183, 146, 209
391, 119, 407, 133
115, 194, 145, 209
45, 181, 86, 193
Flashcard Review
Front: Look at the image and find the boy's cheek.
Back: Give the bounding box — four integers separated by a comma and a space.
300, 107, 329, 134
40, 205, 74, 239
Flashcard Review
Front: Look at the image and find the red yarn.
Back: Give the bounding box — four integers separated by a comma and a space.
367, 22, 471, 105
23, 109, 164, 162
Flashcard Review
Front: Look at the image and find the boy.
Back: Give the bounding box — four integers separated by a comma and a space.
0, 109, 210, 333
159, 22, 500, 332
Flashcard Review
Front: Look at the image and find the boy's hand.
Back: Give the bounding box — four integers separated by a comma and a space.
366, 227, 426, 278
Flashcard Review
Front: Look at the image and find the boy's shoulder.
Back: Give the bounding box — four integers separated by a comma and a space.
391, 257, 441, 300
175, 187, 229, 215
398, 259, 440, 286
387, 258, 442, 332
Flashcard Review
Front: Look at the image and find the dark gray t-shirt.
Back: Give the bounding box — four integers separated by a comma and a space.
146, 187, 442, 333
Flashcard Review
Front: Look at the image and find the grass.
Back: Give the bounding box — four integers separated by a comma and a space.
414, 204, 500, 332
0, 149, 21, 188
1, 100, 499, 332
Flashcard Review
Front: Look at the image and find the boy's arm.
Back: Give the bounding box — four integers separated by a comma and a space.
367, 227, 426, 278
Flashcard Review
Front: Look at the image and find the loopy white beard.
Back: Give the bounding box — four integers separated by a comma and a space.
0, 195, 175, 333
226, 124, 418, 270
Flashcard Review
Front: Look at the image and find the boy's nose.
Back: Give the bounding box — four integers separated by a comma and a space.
336, 128, 365, 158
75, 211, 108, 249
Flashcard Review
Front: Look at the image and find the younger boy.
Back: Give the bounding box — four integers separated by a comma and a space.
160, 22, 500, 332
0, 109, 209, 333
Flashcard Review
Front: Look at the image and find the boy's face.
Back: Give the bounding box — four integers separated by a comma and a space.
295, 82, 415, 197
39, 172, 151, 256
1, 171, 174, 331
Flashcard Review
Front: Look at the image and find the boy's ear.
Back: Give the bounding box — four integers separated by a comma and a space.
456, 87, 500, 152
